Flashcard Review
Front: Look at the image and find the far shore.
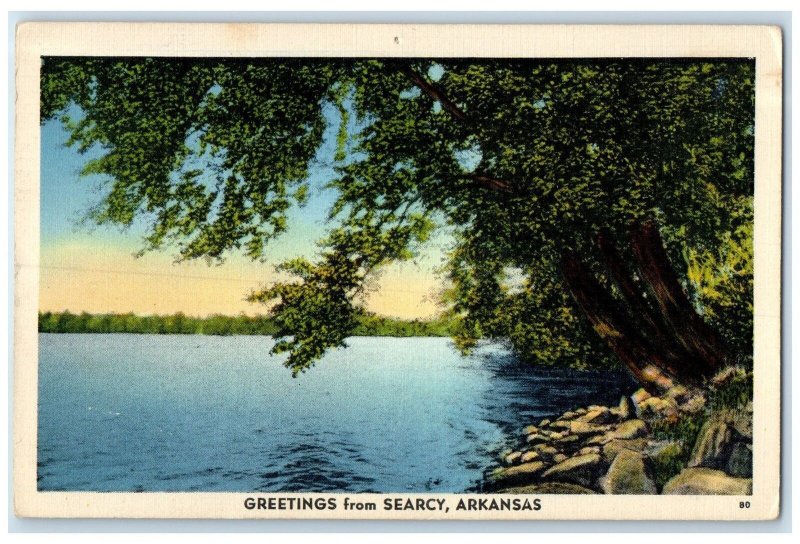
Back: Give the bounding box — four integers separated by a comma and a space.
38, 311, 457, 338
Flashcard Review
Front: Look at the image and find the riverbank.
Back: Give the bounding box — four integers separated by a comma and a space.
38, 311, 457, 338
485, 366, 753, 495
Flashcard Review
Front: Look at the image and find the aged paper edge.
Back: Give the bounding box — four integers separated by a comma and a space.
13, 22, 783, 520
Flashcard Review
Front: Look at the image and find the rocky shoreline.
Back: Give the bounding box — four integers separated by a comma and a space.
485, 367, 753, 495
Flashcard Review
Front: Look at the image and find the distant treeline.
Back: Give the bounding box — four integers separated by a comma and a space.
38, 311, 457, 338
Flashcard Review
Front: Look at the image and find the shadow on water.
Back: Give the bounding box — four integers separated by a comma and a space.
462, 343, 637, 491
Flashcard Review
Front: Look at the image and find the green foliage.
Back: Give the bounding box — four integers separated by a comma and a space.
650, 442, 686, 491
37, 311, 456, 338
650, 414, 707, 447
708, 368, 754, 410
41, 57, 755, 376
649, 413, 707, 490
687, 204, 754, 360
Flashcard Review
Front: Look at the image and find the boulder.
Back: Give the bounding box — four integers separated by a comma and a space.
636, 396, 679, 420
662, 468, 752, 495
727, 408, 753, 439
541, 453, 605, 488
711, 366, 746, 388
689, 420, 736, 470
602, 438, 649, 463
554, 434, 581, 447
532, 444, 560, 462
504, 451, 522, 465
631, 388, 652, 405
569, 421, 608, 436
610, 419, 649, 440
526, 433, 549, 445
577, 407, 614, 425
539, 418, 551, 427
523, 425, 539, 435
600, 449, 657, 494
489, 460, 548, 488
574, 407, 588, 415
726, 442, 753, 478
663, 384, 692, 404
679, 394, 707, 415
498, 482, 598, 494
552, 453, 567, 463
585, 433, 613, 446
617, 396, 634, 420
549, 420, 572, 431
520, 450, 540, 464
647, 440, 683, 464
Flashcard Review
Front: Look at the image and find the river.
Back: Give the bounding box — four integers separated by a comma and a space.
37, 333, 633, 492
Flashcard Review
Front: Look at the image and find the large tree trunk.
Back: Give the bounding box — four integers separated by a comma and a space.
395, 65, 729, 388
562, 220, 728, 390
561, 253, 675, 394
629, 220, 729, 378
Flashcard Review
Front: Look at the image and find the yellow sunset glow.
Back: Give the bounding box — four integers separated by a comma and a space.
39, 240, 444, 319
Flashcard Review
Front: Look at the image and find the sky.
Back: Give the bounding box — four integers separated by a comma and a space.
39, 108, 451, 320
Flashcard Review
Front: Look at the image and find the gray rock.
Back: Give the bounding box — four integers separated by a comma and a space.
578, 446, 601, 456
647, 440, 683, 467
710, 366, 746, 388
549, 420, 572, 431
489, 460, 548, 487
568, 421, 608, 436
520, 450, 540, 464
526, 433, 549, 445
577, 407, 614, 425
610, 419, 649, 440
504, 451, 522, 465
532, 444, 560, 462
679, 394, 707, 415
555, 434, 581, 447
602, 438, 649, 463
497, 482, 598, 494
617, 396, 634, 420
636, 396, 679, 420
726, 408, 753, 439
601, 449, 657, 494
541, 453, 605, 487
726, 442, 753, 478
631, 388, 652, 405
689, 420, 735, 470
523, 425, 539, 435
663, 384, 692, 404
663, 468, 752, 495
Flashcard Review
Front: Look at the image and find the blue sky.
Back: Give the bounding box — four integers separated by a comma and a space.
39, 105, 450, 318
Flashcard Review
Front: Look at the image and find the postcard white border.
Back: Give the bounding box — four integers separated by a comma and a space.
13, 22, 783, 520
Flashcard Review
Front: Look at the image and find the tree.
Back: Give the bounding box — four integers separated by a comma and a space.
41, 57, 754, 387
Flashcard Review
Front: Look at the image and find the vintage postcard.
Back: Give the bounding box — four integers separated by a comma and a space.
13, 23, 782, 520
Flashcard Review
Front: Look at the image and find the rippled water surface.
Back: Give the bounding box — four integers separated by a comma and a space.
38, 334, 633, 492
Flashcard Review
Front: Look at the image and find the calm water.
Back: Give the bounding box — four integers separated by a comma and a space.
38, 334, 633, 492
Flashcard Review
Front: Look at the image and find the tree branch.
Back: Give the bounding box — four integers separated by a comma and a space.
471, 174, 513, 193
393, 62, 515, 195
394, 63, 468, 121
